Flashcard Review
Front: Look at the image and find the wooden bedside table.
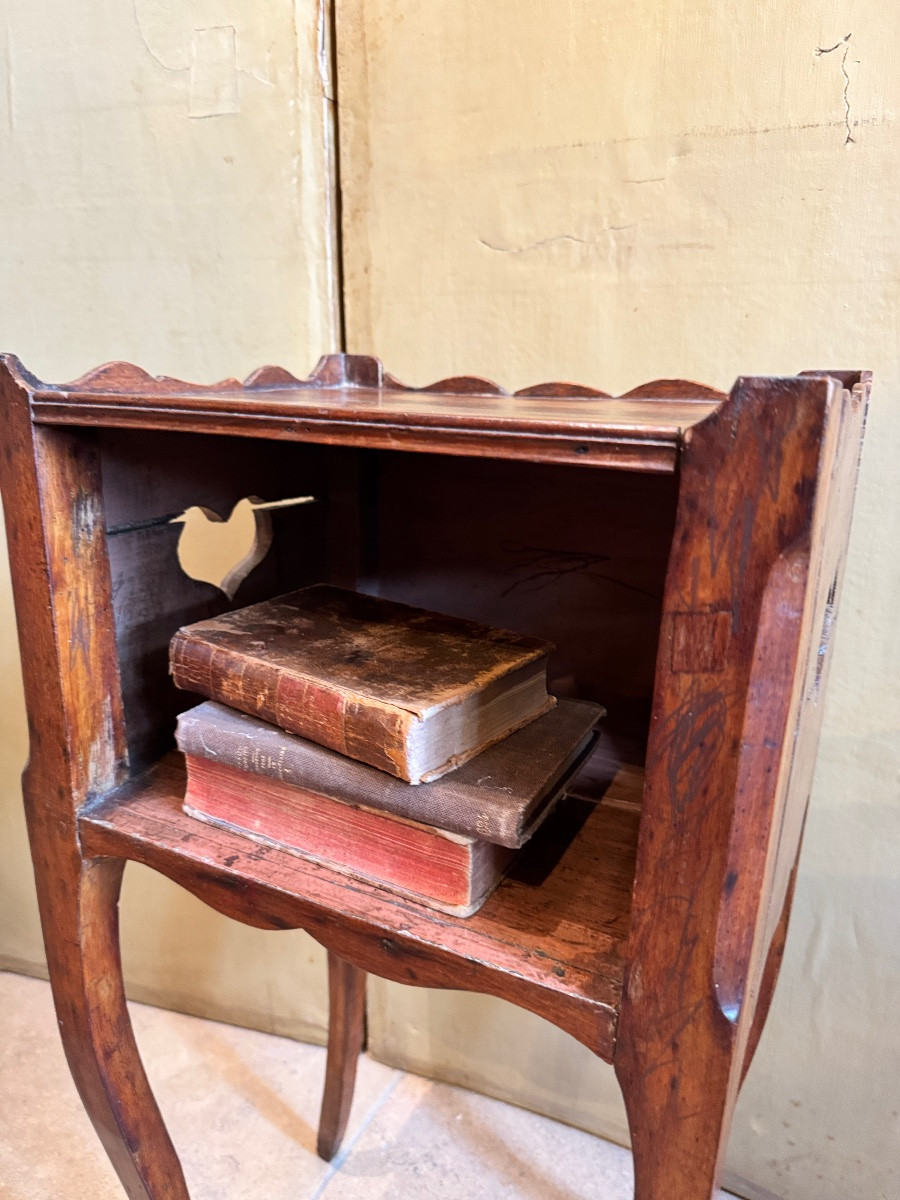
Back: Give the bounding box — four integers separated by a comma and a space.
0, 353, 867, 1200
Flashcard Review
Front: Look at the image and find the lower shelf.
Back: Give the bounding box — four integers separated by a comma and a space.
79, 754, 642, 1059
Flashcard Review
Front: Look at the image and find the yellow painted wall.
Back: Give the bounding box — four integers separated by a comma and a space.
0, 0, 339, 1040
336, 3, 900, 1197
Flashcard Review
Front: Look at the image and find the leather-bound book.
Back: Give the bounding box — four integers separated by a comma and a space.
170, 585, 555, 783
176, 699, 602, 916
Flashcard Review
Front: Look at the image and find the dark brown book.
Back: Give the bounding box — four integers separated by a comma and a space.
175, 697, 603, 847
170, 585, 555, 783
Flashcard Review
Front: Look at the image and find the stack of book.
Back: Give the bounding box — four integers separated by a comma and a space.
170, 585, 602, 916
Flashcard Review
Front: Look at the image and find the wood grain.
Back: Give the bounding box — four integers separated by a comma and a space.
98, 428, 330, 771
80, 753, 643, 1060
371, 451, 676, 739
316, 953, 367, 1162
0, 351, 866, 1200
613, 372, 868, 1200
0, 366, 185, 1199
5, 353, 723, 473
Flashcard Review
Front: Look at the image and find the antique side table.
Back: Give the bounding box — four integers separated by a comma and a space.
0, 354, 868, 1199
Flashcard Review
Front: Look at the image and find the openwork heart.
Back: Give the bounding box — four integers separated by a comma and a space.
171, 495, 315, 600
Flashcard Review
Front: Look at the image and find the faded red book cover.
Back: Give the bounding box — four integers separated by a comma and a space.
182, 755, 515, 917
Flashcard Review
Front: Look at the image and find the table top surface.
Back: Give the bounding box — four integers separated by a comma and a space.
7, 353, 728, 473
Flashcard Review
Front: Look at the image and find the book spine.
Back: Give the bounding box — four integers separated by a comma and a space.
169, 633, 414, 779
177, 706, 338, 788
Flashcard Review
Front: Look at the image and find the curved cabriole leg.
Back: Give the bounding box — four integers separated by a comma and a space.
44, 855, 189, 1200
316, 953, 367, 1162
615, 1043, 737, 1200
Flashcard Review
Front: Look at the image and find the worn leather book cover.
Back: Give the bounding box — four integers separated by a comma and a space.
169, 585, 555, 782
176, 697, 603, 848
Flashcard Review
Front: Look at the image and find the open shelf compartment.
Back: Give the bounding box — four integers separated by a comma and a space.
80, 751, 642, 1059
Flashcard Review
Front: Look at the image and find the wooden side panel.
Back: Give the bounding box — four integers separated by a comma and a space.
96, 430, 332, 772
0, 362, 187, 1200
764, 375, 870, 939
613, 374, 847, 1198
107, 521, 232, 772
0, 371, 126, 814
715, 374, 869, 1022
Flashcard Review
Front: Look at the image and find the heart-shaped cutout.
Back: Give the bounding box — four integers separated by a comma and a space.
171, 494, 314, 600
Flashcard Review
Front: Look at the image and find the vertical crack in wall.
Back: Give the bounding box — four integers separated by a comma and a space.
318, 0, 346, 350
815, 33, 855, 145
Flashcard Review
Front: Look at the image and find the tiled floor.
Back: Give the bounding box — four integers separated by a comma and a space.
0, 970, 734, 1199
